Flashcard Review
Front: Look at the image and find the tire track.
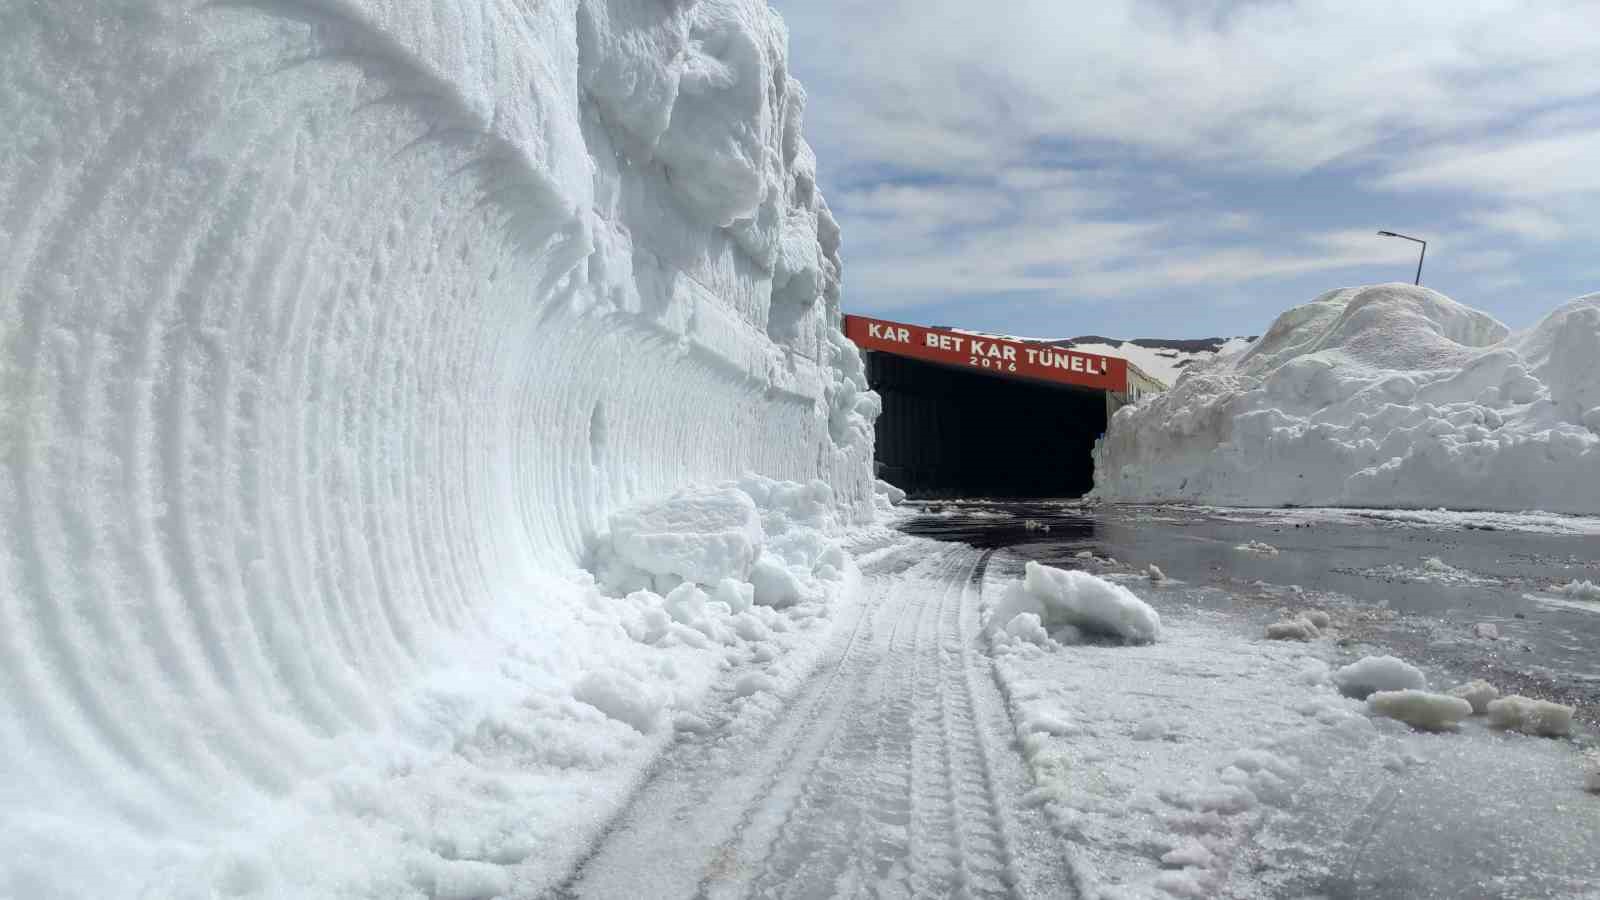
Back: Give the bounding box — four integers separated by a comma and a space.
558, 540, 1075, 900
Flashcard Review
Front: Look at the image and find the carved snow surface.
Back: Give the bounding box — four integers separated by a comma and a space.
0, 1, 877, 895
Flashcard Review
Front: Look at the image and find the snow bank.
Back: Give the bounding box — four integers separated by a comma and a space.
1487, 696, 1576, 738
1094, 284, 1600, 514
1367, 690, 1473, 732
1333, 655, 1427, 699
0, 1, 876, 895
990, 561, 1162, 644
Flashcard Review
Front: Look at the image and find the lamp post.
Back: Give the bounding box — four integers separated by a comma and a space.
1376, 230, 1426, 286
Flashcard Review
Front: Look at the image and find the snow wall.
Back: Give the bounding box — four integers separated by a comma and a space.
0, 1, 877, 894
1094, 284, 1600, 513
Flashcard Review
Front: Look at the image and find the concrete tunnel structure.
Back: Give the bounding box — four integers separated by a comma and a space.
844, 315, 1165, 498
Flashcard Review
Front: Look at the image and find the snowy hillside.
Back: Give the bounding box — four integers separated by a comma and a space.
0, 2, 879, 896
1094, 284, 1600, 514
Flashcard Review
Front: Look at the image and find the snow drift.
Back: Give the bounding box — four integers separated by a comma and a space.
0, 1, 876, 895
1094, 284, 1600, 513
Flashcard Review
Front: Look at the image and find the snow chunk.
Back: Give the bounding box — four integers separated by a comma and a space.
1367, 690, 1473, 732
1487, 696, 1575, 737
1448, 679, 1500, 714
1265, 619, 1318, 641
1333, 655, 1426, 699
874, 478, 906, 505
1471, 622, 1501, 640
734, 672, 777, 698
1236, 541, 1280, 556
991, 561, 1161, 644
1001, 613, 1051, 647
573, 671, 663, 735
604, 487, 765, 589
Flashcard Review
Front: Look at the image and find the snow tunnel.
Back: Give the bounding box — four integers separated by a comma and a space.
865, 351, 1110, 498
844, 314, 1155, 499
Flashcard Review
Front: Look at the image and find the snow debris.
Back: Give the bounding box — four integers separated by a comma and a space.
1265, 619, 1319, 641
990, 561, 1162, 644
1148, 564, 1167, 581
1471, 622, 1501, 640
1297, 659, 1331, 685
1236, 541, 1280, 556
1333, 655, 1427, 699
1094, 284, 1600, 515
1075, 550, 1096, 559
1449, 680, 1501, 715
1024, 519, 1052, 532
1367, 690, 1473, 732
1487, 696, 1576, 737
1555, 580, 1600, 601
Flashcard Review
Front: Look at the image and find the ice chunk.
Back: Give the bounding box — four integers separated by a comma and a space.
1074, 550, 1095, 560
1333, 655, 1427, 699
1236, 541, 1279, 556
1486, 696, 1575, 737
1471, 622, 1501, 640
991, 561, 1161, 644
1265, 619, 1318, 641
1367, 690, 1473, 732
1448, 679, 1500, 714
1148, 564, 1167, 581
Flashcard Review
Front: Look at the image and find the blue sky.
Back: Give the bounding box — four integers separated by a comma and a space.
772, 0, 1600, 340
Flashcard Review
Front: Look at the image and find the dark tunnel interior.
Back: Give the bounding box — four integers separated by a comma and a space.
865, 351, 1110, 498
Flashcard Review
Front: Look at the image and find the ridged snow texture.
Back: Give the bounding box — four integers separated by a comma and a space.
0, 0, 875, 890
1094, 284, 1600, 513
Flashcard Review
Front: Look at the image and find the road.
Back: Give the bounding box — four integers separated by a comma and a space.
557, 538, 1078, 899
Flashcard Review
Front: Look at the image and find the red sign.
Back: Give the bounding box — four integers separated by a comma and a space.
844, 314, 1127, 393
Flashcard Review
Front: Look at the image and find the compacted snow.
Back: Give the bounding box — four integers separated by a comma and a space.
1095, 284, 1600, 514
0, 2, 880, 896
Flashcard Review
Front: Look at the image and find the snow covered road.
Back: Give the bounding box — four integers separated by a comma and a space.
559, 539, 1076, 899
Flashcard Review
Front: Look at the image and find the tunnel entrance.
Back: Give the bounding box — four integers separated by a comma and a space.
866, 351, 1109, 498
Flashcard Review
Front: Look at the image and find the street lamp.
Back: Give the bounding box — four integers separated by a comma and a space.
1376, 230, 1426, 286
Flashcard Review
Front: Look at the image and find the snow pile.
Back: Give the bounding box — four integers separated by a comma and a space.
990, 561, 1162, 645
1095, 284, 1600, 514
0, 1, 876, 895
1368, 690, 1473, 732
1487, 696, 1576, 738
1333, 655, 1427, 699
1449, 679, 1501, 714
